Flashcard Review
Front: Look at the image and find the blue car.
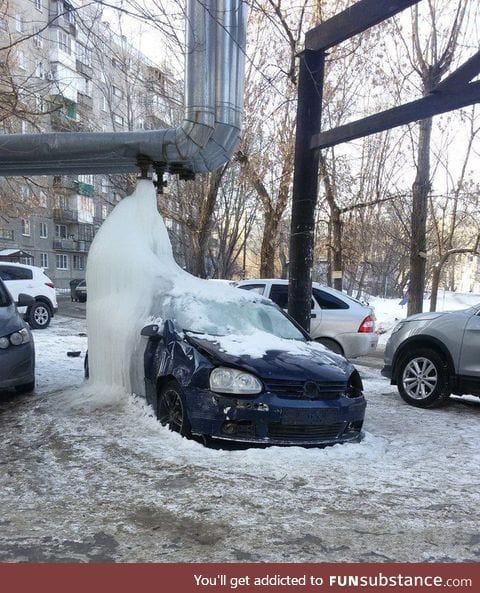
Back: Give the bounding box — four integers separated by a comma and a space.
140, 295, 366, 446
0, 279, 35, 393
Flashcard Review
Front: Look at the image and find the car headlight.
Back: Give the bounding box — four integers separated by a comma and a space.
209, 367, 262, 395
0, 328, 31, 349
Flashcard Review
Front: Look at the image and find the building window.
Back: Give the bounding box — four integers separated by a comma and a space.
21, 219, 31, 236
113, 113, 124, 127
18, 51, 26, 70
39, 191, 48, 207
39, 222, 48, 238
101, 178, 108, 193
73, 255, 85, 270
112, 85, 123, 98
56, 254, 68, 270
14, 14, 23, 32
33, 28, 44, 48
36, 61, 44, 79
78, 174, 94, 185
55, 224, 67, 239
58, 30, 71, 55
101, 205, 108, 219
0, 229, 14, 240
34, 0, 42, 11
20, 256, 33, 265
21, 120, 28, 134
40, 253, 48, 268
54, 194, 68, 209
102, 96, 108, 111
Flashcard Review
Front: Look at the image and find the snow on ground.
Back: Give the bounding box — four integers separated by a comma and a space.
1, 310, 479, 563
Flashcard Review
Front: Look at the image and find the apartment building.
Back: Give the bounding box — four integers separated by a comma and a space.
0, 0, 181, 288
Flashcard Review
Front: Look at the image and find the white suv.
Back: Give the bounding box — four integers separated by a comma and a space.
236, 279, 378, 359
0, 262, 58, 329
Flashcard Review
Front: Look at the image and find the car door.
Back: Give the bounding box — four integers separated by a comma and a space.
458, 309, 480, 378
268, 284, 322, 328
0, 265, 33, 303
310, 288, 351, 339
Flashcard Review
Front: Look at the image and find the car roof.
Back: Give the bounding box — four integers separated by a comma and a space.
0, 261, 43, 271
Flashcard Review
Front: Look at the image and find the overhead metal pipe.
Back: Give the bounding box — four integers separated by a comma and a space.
0, 0, 247, 177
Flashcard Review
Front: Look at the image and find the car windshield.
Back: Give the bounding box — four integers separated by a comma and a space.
0, 281, 12, 307
166, 295, 306, 341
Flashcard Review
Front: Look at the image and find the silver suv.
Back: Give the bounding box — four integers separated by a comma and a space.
382, 305, 480, 407
0, 262, 58, 329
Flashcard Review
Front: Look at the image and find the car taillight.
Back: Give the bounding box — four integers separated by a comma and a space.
45, 282, 55, 289
358, 315, 375, 333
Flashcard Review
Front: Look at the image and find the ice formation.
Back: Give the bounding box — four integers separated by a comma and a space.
85, 180, 265, 400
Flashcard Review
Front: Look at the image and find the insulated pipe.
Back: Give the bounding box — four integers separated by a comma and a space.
0, 0, 247, 176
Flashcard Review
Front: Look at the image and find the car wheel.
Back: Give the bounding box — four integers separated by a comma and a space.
28, 301, 51, 329
157, 381, 191, 437
315, 337, 344, 356
397, 348, 451, 408
15, 381, 35, 394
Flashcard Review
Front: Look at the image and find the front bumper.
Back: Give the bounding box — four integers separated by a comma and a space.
186, 389, 366, 446
0, 341, 35, 389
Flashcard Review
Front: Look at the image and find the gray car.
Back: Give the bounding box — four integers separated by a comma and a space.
236, 279, 378, 359
0, 279, 35, 393
382, 305, 480, 407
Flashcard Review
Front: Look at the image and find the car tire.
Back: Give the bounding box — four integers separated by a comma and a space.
15, 381, 35, 394
28, 301, 52, 329
397, 348, 451, 408
315, 337, 344, 356
157, 381, 192, 438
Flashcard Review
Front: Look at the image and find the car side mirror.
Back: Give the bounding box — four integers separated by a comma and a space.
16, 293, 35, 307
140, 324, 163, 339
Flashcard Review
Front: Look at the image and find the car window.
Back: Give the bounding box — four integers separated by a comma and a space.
166, 295, 306, 341
270, 284, 315, 310
0, 265, 33, 281
312, 288, 349, 310
0, 279, 12, 307
238, 284, 265, 295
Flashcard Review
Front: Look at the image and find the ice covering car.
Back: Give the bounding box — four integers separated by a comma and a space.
141, 294, 366, 445
0, 278, 35, 393
382, 304, 480, 407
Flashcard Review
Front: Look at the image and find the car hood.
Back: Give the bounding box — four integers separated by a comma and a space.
186, 334, 353, 383
0, 303, 25, 336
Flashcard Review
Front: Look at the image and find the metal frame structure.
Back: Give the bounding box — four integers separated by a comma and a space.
288, 0, 480, 331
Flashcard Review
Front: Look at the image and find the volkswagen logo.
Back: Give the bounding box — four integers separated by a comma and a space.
303, 381, 319, 399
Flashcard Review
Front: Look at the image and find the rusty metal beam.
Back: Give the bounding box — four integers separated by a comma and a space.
305, 0, 421, 51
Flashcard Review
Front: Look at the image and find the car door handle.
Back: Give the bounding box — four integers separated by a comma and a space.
311, 313, 316, 319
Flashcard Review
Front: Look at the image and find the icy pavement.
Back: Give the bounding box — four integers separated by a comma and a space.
0, 316, 479, 562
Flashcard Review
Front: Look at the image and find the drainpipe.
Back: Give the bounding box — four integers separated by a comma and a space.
0, 0, 246, 177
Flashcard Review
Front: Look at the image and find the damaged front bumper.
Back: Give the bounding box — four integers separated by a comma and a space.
186, 388, 366, 446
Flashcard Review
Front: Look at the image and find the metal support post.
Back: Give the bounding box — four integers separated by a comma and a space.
288, 50, 325, 332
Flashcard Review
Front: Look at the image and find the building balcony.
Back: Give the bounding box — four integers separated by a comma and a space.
53, 208, 79, 223
77, 93, 93, 110
53, 239, 90, 253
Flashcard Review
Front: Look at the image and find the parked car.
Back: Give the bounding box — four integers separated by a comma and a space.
0, 278, 35, 393
382, 305, 480, 408
138, 294, 366, 446
0, 262, 58, 329
74, 280, 87, 303
235, 279, 377, 358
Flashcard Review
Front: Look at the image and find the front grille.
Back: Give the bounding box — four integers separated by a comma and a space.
268, 423, 343, 440
264, 379, 346, 400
